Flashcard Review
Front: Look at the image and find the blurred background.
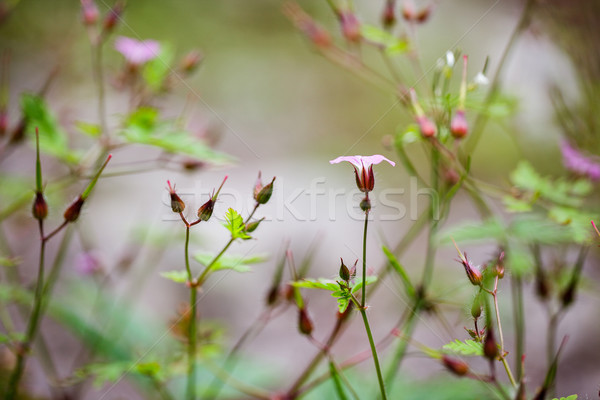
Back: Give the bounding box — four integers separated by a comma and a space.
0, 0, 599, 398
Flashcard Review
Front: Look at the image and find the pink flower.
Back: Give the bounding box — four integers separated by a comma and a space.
329, 155, 395, 192
560, 140, 600, 181
114, 36, 160, 66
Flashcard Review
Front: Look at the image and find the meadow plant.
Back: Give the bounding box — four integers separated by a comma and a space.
0, 1, 597, 399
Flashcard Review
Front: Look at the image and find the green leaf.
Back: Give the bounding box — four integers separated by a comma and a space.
21, 94, 80, 164
193, 252, 267, 273
382, 246, 415, 299
442, 339, 483, 356
552, 396, 577, 400
360, 24, 409, 55
291, 278, 339, 292
121, 107, 233, 165
75, 121, 101, 137
350, 276, 377, 294
0, 256, 21, 267
223, 208, 251, 240
135, 361, 161, 376
337, 296, 350, 313
160, 270, 188, 283
142, 43, 174, 92
502, 195, 532, 213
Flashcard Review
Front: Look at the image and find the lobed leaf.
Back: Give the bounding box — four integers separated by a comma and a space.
442, 339, 483, 357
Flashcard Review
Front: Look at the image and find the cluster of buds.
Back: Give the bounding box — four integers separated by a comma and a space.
167, 176, 228, 226
410, 89, 437, 138
283, 2, 332, 49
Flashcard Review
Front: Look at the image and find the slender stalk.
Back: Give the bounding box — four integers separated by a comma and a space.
489, 276, 517, 388
91, 41, 109, 145
383, 301, 420, 389
511, 275, 524, 379
184, 226, 197, 400
357, 212, 387, 400
6, 221, 46, 399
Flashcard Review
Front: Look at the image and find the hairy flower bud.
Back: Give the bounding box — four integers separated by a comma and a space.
64, 196, 85, 222
471, 294, 482, 319
340, 11, 361, 42
450, 110, 468, 139
298, 307, 313, 336
339, 258, 350, 281
197, 198, 214, 221
254, 172, 275, 205
458, 252, 482, 286
102, 1, 123, 33
245, 218, 264, 233
442, 355, 469, 376
167, 181, 185, 213
483, 328, 498, 360
32, 191, 48, 221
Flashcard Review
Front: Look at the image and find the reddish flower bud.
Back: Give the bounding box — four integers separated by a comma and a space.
450, 110, 468, 139
494, 251, 505, 279
417, 115, 437, 138
382, 1, 396, 28
32, 191, 48, 221
102, 1, 124, 33
266, 285, 279, 306
402, 1, 415, 21
64, 196, 85, 222
81, 0, 99, 26
167, 181, 185, 213
483, 328, 498, 360
283, 3, 332, 49
298, 307, 313, 336
457, 252, 482, 286
442, 355, 469, 376
561, 280, 577, 308
197, 198, 214, 221
415, 5, 432, 23
180, 50, 203, 73
339, 11, 361, 42
254, 172, 275, 205
339, 258, 350, 281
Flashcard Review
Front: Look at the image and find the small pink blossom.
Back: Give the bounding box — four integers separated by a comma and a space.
560, 140, 600, 181
114, 36, 160, 66
329, 155, 395, 192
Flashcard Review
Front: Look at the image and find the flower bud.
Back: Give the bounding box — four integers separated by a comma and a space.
402, 1, 415, 21
415, 5, 432, 23
381, 1, 396, 28
442, 355, 469, 376
535, 268, 550, 300
64, 196, 85, 222
180, 50, 203, 73
167, 181, 185, 213
266, 285, 279, 306
360, 196, 371, 213
450, 110, 468, 139
561, 281, 576, 308
458, 252, 482, 286
494, 251, 505, 279
339, 11, 361, 42
81, 0, 99, 26
483, 328, 498, 360
298, 307, 313, 336
283, 3, 331, 49
254, 173, 275, 205
32, 191, 48, 221
245, 218, 264, 233
417, 115, 437, 138
339, 258, 350, 281
470, 294, 482, 319
102, 1, 124, 33
197, 198, 214, 221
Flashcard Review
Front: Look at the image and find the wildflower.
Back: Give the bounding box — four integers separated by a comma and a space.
409, 89, 437, 138
445, 51, 455, 68
451, 238, 482, 286
329, 155, 395, 193
80, 0, 99, 26
474, 71, 489, 86
560, 140, 600, 181
32, 192, 48, 221
114, 36, 160, 67
450, 55, 469, 139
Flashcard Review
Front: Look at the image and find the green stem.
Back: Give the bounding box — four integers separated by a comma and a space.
92, 41, 108, 144
184, 226, 197, 400
358, 212, 387, 400
6, 221, 46, 399
383, 301, 420, 390
359, 307, 387, 400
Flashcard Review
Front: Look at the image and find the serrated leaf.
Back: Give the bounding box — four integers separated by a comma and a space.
442, 339, 483, 356
291, 278, 339, 292
552, 395, 577, 400
193, 252, 267, 273
21, 94, 80, 164
337, 296, 350, 313
160, 270, 188, 283
223, 208, 251, 240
